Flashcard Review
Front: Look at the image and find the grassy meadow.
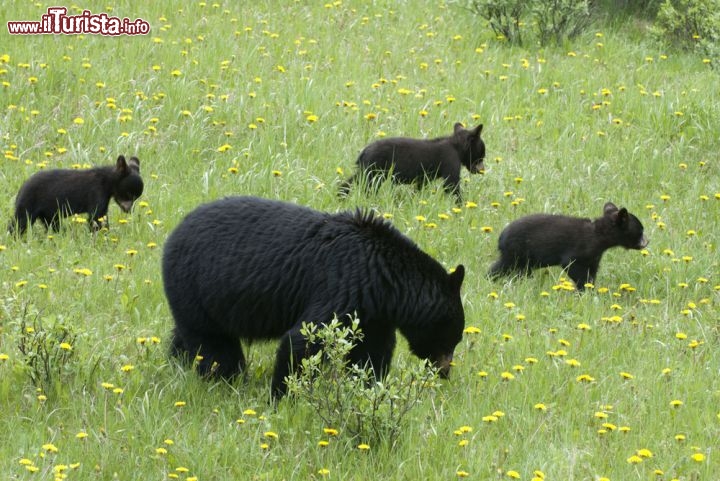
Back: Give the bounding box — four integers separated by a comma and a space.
1, 1, 719, 479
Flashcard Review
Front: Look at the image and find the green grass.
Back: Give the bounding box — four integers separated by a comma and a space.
1, 1, 719, 479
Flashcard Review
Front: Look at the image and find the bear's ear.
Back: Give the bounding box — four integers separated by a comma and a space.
453, 122, 465, 133
616, 207, 629, 225
472, 124, 483, 137
116, 155, 129, 174
603, 202, 618, 217
449, 265, 465, 291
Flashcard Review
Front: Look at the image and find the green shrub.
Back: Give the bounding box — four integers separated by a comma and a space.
285, 316, 440, 443
468, 0, 594, 45
469, 0, 526, 44
531, 0, 594, 45
15, 308, 78, 394
653, 0, 720, 68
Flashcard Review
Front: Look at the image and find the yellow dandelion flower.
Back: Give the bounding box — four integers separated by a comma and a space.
637, 448, 653, 458
691, 453, 705, 462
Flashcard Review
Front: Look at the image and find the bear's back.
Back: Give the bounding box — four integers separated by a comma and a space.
162, 197, 451, 339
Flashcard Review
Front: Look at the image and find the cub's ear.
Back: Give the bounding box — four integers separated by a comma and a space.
128, 156, 141, 170
449, 265, 465, 291
472, 124, 484, 137
616, 207, 628, 225
603, 202, 618, 216
453, 122, 465, 133
116, 155, 129, 173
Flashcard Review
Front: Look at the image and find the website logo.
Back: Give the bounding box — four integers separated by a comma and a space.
8, 7, 150, 36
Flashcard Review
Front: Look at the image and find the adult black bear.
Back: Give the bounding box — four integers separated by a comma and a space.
340, 122, 485, 203
488, 202, 648, 290
162, 196, 466, 399
9, 155, 144, 234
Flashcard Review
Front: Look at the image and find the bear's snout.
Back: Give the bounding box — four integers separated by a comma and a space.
637, 235, 649, 249
116, 199, 134, 213
432, 352, 454, 378
470, 161, 485, 174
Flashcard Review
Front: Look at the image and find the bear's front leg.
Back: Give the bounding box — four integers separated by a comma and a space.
441, 173, 462, 204
348, 329, 396, 381
567, 262, 593, 291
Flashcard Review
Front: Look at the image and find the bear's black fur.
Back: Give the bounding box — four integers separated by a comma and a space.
340, 122, 485, 202
9, 155, 144, 234
488, 202, 648, 290
162, 196, 466, 399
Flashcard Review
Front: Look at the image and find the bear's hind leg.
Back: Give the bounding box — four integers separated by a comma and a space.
171, 327, 245, 379
9, 214, 28, 235
488, 254, 524, 279
271, 327, 319, 400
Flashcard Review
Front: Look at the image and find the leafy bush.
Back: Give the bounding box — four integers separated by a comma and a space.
531, 0, 594, 46
285, 317, 440, 443
653, 0, 720, 67
15, 309, 78, 394
469, 0, 526, 44
468, 0, 593, 45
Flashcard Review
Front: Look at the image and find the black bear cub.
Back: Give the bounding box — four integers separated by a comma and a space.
340, 122, 485, 203
9, 155, 144, 234
488, 202, 648, 290
162, 196, 466, 399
